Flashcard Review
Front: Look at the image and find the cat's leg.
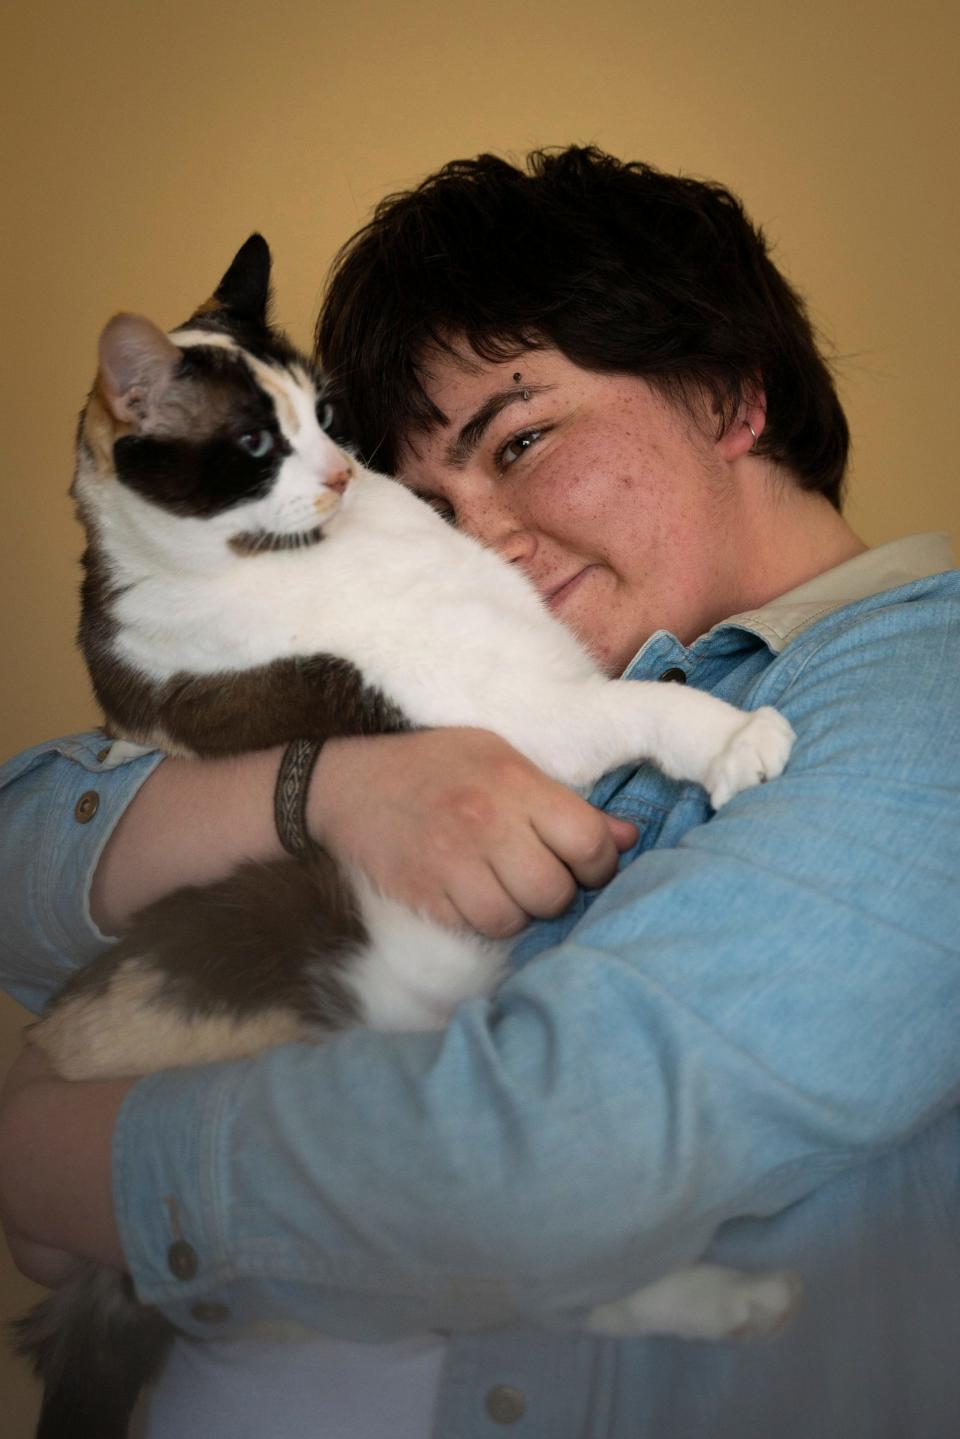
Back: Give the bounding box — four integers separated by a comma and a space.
30, 854, 361, 1081
583, 1263, 803, 1340
31, 956, 314, 1080
32, 856, 507, 1084
495, 677, 795, 805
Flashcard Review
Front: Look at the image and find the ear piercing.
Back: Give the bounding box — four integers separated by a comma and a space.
747, 422, 758, 445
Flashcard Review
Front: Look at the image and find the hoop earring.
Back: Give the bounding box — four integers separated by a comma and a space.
747, 422, 758, 447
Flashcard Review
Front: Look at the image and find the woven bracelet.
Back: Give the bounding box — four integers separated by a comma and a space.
274, 738, 325, 857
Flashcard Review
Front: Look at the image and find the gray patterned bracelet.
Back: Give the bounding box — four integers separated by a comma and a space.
274, 738, 325, 857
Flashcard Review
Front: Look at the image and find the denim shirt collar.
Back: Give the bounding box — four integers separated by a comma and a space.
622, 532, 955, 679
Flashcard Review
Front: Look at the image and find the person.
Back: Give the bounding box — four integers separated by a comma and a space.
1, 146, 959, 1439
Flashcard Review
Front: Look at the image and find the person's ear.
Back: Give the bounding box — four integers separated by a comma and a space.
718, 383, 766, 461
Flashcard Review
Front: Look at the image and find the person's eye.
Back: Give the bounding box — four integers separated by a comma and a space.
496, 427, 545, 469
237, 429, 276, 459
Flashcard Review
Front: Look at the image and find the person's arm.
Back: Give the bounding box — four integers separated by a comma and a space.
0, 730, 635, 1282
92, 729, 637, 939
0, 1039, 129, 1277
1, 726, 635, 1287
0, 734, 166, 1012
88, 746, 285, 934
0, 727, 636, 1010
3, 590, 958, 1337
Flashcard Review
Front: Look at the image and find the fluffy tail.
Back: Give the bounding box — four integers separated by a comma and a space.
10, 1261, 174, 1439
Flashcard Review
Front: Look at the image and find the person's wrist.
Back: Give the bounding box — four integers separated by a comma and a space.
301, 736, 352, 853
274, 739, 327, 856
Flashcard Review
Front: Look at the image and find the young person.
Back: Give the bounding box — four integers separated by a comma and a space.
2, 148, 959, 1438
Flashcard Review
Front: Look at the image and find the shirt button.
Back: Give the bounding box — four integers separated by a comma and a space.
96, 746, 112, 764
74, 791, 100, 822
485, 1384, 526, 1424
167, 1240, 199, 1280
190, 1301, 231, 1324
658, 667, 687, 684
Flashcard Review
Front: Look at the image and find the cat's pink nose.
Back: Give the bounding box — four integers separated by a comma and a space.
325, 469, 350, 495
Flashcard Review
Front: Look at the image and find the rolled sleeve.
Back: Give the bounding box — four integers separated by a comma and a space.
0, 732, 165, 1011
111, 1052, 520, 1341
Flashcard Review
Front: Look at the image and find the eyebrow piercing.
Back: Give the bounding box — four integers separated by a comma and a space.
513, 371, 522, 382
521, 389, 530, 401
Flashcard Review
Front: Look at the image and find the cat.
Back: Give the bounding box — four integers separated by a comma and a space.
13, 235, 801, 1439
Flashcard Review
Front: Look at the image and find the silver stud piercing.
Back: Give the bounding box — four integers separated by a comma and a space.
522, 389, 530, 401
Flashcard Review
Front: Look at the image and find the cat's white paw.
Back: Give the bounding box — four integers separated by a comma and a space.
703, 706, 795, 810
584, 1264, 803, 1341
714, 1268, 804, 1340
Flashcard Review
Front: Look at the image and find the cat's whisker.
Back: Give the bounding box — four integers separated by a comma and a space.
362, 429, 390, 469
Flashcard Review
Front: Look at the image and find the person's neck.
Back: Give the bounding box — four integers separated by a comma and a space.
724, 476, 867, 620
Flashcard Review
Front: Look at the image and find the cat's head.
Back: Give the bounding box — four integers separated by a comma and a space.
74, 236, 355, 566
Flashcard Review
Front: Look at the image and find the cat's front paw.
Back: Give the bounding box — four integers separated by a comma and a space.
703, 706, 795, 810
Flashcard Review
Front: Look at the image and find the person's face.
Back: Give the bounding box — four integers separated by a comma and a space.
398, 346, 750, 674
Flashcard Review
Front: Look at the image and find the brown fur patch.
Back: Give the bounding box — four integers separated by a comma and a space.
189, 294, 226, 319
76, 348, 248, 484
143, 368, 240, 443
40, 850, 369, 1076
80, 561, 411, 755
79, 380, 133, 475
242, 352, 301, 433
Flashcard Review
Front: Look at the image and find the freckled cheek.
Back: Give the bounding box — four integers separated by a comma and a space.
528, 457, 616, 530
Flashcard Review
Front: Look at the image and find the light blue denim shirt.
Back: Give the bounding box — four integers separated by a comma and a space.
2, 534, 960, 1437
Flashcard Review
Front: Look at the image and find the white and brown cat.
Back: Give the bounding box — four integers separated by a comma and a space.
14, 236, 800, 1439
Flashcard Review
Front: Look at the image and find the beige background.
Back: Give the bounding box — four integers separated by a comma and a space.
1, 0, 957, 1427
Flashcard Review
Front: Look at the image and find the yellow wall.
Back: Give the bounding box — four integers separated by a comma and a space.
1, 0, 957, 1428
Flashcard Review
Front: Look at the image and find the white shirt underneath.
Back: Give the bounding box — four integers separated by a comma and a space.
140, 1332, 447, 1439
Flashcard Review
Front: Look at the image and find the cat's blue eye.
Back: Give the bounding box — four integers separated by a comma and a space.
317, 401, 335, 432
238, 429, 275, 459
497, 428, 545, 469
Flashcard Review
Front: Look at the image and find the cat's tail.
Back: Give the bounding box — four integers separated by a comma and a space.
10, 1260, 175, 1439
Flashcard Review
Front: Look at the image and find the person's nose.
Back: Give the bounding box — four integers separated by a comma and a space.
492, 524, 537, 566
460, 495, 537, 567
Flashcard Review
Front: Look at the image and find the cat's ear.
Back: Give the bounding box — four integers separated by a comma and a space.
183, 235, 272, 333
213, 234, 272, 324
97, 313, 181, 426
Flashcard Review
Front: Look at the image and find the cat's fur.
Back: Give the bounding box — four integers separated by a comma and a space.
13, 236, 800, 1439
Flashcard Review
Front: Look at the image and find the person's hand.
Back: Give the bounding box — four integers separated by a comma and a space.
310, 729, 637, 938
0, 1040, 83, 1288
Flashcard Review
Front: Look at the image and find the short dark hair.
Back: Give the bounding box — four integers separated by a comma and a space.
315, 146, 849, 507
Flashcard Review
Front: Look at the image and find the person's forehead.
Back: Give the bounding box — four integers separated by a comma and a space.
419, 336, 537, 391
397, 340, 548, 465
421, 340, 595, 414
